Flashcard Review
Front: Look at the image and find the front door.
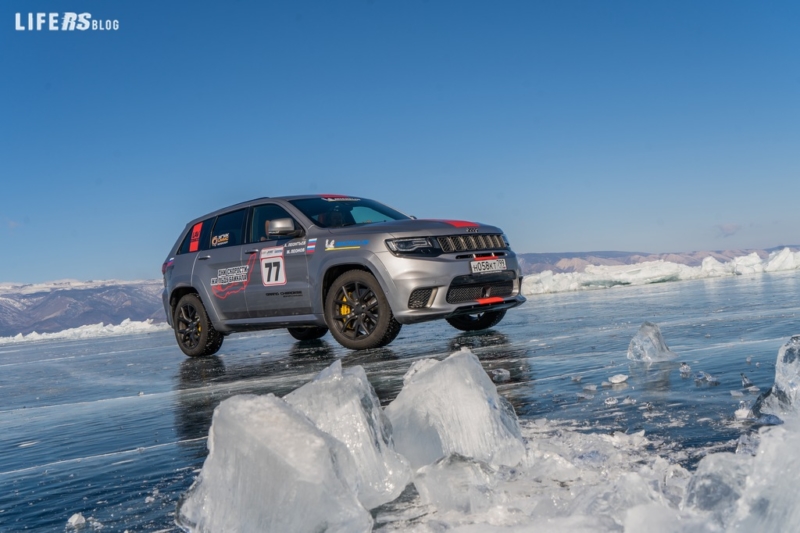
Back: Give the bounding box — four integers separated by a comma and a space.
244, 203, 313, 318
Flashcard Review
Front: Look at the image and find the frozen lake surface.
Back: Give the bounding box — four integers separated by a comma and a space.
2, 272, 800, 531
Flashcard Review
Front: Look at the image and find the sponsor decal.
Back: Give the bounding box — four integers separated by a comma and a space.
265, 290, 303, 298
325, 239, 369, 251
211, 253, 257, 299
284, 239, 307, 254
189, 222, 203, 253
15, 12, 120, 31
466, 227, 479, 233
306, 238, 317, 254
261, 247, 287, 286
211, 233, 229, 247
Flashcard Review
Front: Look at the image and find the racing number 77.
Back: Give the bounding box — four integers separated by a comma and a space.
260, 247, 286, 286
263, 261, 281, 283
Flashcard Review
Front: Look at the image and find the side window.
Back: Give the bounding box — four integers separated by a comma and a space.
178, 217, 215, 254
249, 204, 297, 243
210, 209, 246, 248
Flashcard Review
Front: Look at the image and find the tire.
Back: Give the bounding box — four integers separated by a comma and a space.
173, 293, 224, 357
446, 310, 506, 332
287, 326, 329, 341
324, 270, 402, 350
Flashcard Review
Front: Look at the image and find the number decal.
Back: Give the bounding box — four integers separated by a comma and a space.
260, 247, 287, 286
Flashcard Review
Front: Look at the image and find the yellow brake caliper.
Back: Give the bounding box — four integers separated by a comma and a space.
340, 294, 352, 329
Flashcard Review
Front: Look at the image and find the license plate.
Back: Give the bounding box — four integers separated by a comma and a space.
470, 258, 506, 274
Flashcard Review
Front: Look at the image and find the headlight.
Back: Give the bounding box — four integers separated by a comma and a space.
386, 237, 434, 254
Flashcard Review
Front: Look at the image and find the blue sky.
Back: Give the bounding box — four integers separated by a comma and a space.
2, 0, 798, 283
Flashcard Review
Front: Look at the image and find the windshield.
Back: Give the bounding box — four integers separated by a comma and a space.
289, 197, 411, 228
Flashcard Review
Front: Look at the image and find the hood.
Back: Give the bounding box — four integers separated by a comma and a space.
322, 218, 504, 236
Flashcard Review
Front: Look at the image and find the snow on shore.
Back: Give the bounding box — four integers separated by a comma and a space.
522, 247, 800, 295
0, 318, 169, 345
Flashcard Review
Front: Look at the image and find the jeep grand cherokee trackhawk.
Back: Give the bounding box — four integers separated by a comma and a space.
161, 195, 526, 356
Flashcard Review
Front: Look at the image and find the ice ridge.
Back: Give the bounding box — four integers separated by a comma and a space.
522, 247, 800, 295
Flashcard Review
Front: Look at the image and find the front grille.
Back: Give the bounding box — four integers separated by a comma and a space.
437, 234, 506, 253
408, 288, 433, 309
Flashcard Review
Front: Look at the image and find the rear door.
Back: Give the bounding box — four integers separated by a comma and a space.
244, 203, 313, 318
191, 208, 251, 320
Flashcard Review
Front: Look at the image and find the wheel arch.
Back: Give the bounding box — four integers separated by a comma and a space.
169, 286, 199, 322
321, 263, 372, 307
318, 250, 398, 301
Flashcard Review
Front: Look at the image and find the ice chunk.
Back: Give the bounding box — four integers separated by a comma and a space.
385, 348, 525, 469
609, 374, 628, 384
735, 433, 760, 456
413, 454, 498, 514
728, 418, 800, 530
764, 247, 800, 272
284, 360, 411, 509
753, 335, 800, 417
694, 371, 720, 385
67, 513, 86, 527
682, 452, 750, 524
627, 322, 677, 362
177, 394, 372, 533
490, 368, 511, 382
735, 400, 753, 420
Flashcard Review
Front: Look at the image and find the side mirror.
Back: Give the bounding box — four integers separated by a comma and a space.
269, 218, 304, 238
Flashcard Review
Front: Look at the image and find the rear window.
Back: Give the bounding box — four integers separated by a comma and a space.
178, 218, 214, 254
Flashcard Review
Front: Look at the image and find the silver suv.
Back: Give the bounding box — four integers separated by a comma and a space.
161, 195, 525, 355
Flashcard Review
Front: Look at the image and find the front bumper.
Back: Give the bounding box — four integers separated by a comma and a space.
374, 250, 526, 325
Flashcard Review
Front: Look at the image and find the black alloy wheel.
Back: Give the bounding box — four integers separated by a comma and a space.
324, 270, 401, 350
445, 310, 506, 332
287, 326, 329, 341
173, 293, 223, 357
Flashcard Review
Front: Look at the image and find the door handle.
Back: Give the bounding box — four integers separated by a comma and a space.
198, 256, 211, 260
245, 250, 259, 255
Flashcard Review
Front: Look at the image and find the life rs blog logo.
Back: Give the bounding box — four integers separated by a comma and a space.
15, 13, 120, 32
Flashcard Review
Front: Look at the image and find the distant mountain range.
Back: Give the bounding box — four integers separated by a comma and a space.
2, 245, 798, 337
0, 280, 164, 337
517, 246, 800, 275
